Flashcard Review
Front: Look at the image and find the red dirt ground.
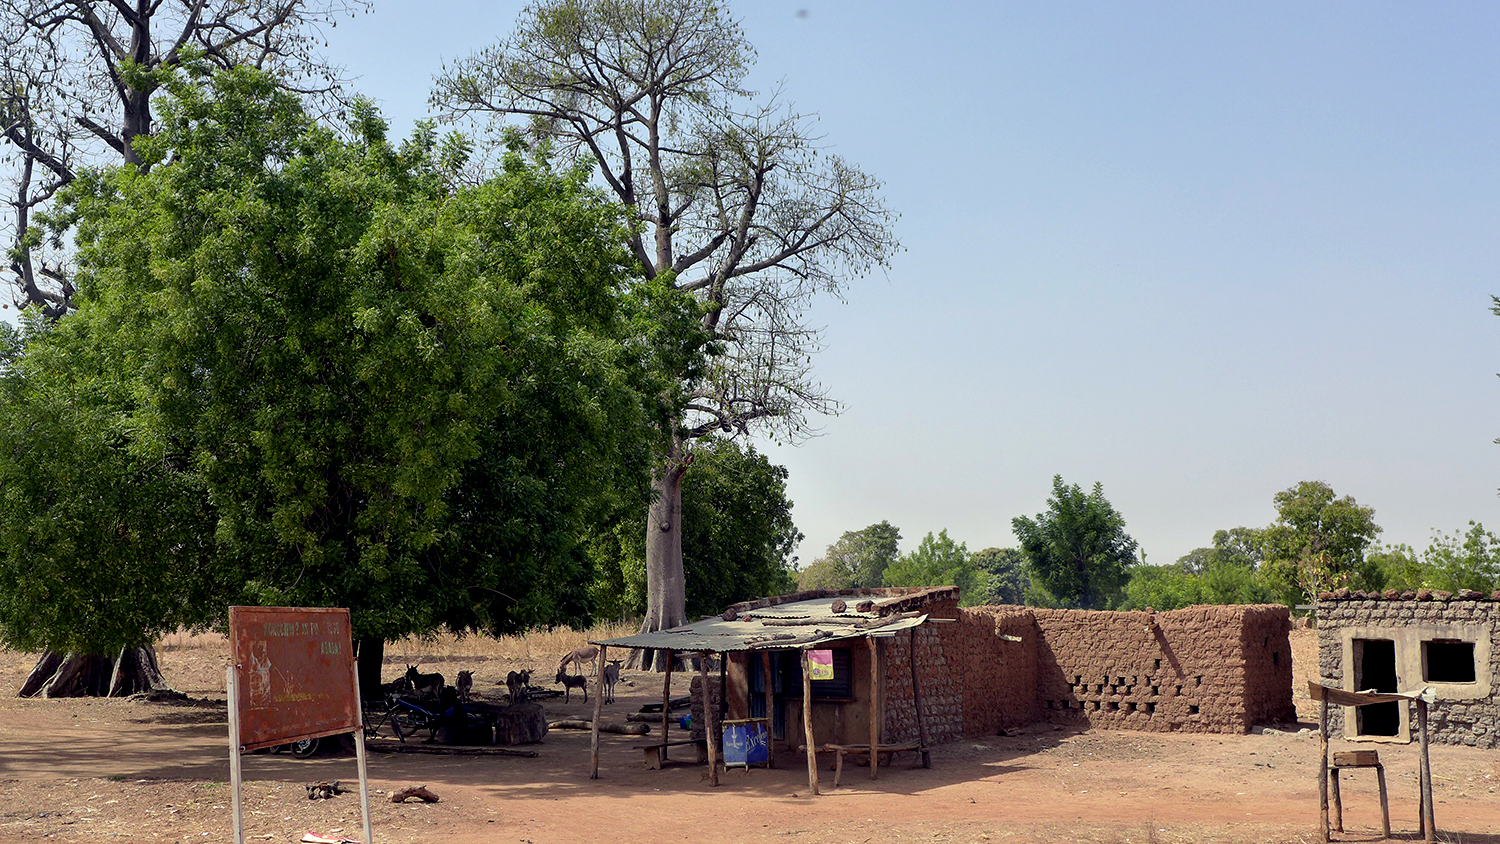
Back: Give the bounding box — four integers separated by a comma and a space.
0, 630, 1495, 844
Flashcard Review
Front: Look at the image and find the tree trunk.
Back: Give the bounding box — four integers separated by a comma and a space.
629, 441, 690, 671
356, 636, 385, 700
18, 647, 168, 698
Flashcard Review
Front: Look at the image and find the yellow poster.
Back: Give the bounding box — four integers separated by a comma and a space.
808, 649, 834, 680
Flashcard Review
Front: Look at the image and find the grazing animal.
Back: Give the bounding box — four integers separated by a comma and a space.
506, 669, 531, 703
381, 676, 413, 697
555, 668, 588, 703
602, 659, 621, 704
405, 665, 445, 699
455, 670, 473, 703
558, 645, 599, 675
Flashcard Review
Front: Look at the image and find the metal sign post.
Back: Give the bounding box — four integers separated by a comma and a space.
227, 607, 371, 844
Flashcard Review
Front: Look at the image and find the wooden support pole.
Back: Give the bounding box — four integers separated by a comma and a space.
761, 650, 775, 769
803, 648, 819, 795
700, 651, 719, 786
1418, 698, 1434, 844
868, 636, 880, 780
909, 627, 931, 768
589, 645, 607, 779
660, 648, 675, 754
1376, 764, 1391, 840
1318, 696, 1329, 843
228, 665, 245, 844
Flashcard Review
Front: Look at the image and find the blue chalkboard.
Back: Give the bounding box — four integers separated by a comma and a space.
722, 721, 769, 767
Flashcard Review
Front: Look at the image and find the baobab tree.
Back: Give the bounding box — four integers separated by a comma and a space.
433, 0, 898, 667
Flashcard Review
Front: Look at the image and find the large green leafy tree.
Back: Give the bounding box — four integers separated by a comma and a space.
1012, 476, 1138, 610
882, 529, 988, 607
0, 67, 690, 695
972, 547, 1030, 605
797, 521, 901, 591
592, 437, 800, 619
1259, 480, 1382, 602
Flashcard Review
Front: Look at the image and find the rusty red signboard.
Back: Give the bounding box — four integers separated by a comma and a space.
228, 606, 360, 752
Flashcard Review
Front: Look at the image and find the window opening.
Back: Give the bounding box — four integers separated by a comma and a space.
778, 648, 855, 700
1423, 640, 1476, 683
1353, 639, 1399, 737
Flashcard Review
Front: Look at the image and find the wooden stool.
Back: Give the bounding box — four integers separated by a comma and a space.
1329, 750, 1391, 838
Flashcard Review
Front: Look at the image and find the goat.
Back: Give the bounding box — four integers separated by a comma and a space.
558, 645, 599, 676
602, 659, 621, 704
405, 665, 445, 699
455, 670, 473, 703
506, 668, 531, 703
554, 668, 588, 704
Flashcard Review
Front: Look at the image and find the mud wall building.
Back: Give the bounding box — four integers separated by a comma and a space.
714, 589, 1295, 752
1316, 589, 1500, 749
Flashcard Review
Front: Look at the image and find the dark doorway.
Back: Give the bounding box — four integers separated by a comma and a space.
1353, 639, 1399, 737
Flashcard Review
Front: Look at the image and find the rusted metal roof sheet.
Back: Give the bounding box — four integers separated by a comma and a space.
591, 594, 935, 653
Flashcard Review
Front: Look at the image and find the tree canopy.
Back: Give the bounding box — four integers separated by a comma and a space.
882, 529, 987, 607
1012, 476, 1138, 610
796, 521, 901, 591
0, 66, 691, 656
1258, 480, 1382, 602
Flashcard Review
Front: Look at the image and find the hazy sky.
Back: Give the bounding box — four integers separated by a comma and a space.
16, 1, 1500, 568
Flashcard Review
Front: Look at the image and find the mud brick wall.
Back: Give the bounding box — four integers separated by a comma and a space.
1316, 589, 1500, 749
1029, 604, 1294, 734
953, 607, 1041, 736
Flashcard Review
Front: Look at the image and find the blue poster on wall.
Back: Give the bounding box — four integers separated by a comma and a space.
722, 721, 769, 767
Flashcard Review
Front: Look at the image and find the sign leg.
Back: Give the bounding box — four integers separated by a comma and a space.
228, 666, 245, 844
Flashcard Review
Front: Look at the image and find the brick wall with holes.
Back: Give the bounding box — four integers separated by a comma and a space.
1026, 604, 1295, 735
1316, 590, 1500, 748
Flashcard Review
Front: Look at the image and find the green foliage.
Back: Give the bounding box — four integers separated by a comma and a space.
0, 67, 690, 652
592, 437, 801, 617
1122, 558, 1274, 611
882, 529, 988, 607
797, 521, 901, 591
1258, 481, 1383, 603
1012, 476, 1138, 610
972, 547, 1030, 605
1373, 524, 1500, 594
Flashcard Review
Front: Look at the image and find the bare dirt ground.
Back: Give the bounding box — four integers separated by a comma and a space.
0, 629, 1496, 844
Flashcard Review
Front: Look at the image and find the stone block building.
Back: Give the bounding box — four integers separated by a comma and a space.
1316, 588, 1500, 748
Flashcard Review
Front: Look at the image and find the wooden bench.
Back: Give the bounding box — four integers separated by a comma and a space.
820, 743, 924, 787
632, 739, 709, 770
1329, 749, 1390, 838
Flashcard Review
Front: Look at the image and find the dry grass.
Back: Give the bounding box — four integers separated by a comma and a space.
150, 619, 640, 665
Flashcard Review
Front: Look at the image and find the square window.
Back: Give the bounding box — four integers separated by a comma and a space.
1423, 640, 1477, 684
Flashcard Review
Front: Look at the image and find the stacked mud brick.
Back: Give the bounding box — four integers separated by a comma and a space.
1316, 588, 1500, 748
1030, 605, 1295, 734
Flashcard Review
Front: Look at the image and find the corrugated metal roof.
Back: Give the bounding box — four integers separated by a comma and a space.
590, 595, 933, 653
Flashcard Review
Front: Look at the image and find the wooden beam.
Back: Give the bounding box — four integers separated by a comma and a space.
803, 648, 819, 795
589, 644, 607, 779
700, 652, 719, 786
1318, 695, 1329, 843
761, 650, 775, 769
868, 636, 879, 780
909, 627, 931, 768
1418, 698, 1434, 843
660, 648, 675, 752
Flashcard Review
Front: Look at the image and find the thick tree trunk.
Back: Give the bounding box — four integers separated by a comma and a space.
356, 636, 385, 700
629, 442, 690, 671
18, 647, 169, 698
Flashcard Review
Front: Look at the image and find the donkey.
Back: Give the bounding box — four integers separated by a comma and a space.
405, 665, 445, 699
557, 645, 599, 676
455, 670, 474, 703
554, 668, 588, 704
602, 659, 622, 704
506, 668, 531, 703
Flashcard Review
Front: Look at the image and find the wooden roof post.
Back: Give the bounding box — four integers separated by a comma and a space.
909, 626, 931, 768
868, 636, 880, 780
1418, 697, 1434, 843
803, 647, 819, 795
1318, 693, 1329, 842
761, 650, 775, 768
660, 648, 675, 750
589, 644, 607, 780
700, 651, 719, 786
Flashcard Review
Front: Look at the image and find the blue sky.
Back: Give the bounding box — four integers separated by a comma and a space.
17, 1, 1500, 568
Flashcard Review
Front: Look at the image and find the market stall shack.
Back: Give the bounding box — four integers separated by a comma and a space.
1031, 604, 1296, 734
1316, 588, 1500, 748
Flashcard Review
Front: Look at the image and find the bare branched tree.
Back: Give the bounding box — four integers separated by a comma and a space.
433, 0, 899, 667
1, 0, 366, 317
0, 0, 365, 696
